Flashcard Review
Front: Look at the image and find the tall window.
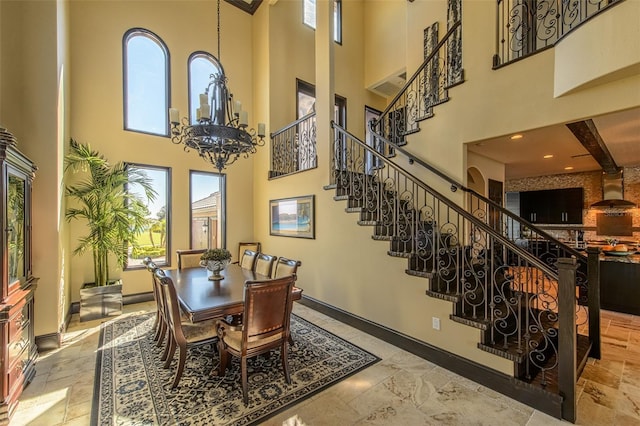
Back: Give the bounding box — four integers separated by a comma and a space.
303, 0, 342, 43
123, 28, 170, 136
296, 79, 346, 126
125, 164, 170, 268
190, 171, 226, 250
188, 52, 223, 124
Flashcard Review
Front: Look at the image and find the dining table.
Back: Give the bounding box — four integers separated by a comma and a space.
165, 263, 302, 323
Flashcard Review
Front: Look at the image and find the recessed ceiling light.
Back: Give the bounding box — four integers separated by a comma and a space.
565, 166, 574, 170
543, 154, 553, 159
510, 134, 523, 140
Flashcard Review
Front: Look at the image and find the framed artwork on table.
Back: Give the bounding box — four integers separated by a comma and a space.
270, 195, 315, 239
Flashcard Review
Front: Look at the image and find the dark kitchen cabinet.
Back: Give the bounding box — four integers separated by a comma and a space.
519, 188, 583, 224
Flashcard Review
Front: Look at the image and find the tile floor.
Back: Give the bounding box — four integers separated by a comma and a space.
12, 303, 640, 425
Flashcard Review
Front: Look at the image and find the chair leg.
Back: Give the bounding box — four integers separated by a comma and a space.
217, 342, 229, 376
241, 356, 249, 405
155, 320, 167, 347
171, 342, 187, 389
152, 313, 160, 340
281, 342, 291, 384
160, 330, 172, 361
164, 337, 176, 369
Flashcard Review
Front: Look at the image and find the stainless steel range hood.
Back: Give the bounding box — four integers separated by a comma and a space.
590, 170, 636, 209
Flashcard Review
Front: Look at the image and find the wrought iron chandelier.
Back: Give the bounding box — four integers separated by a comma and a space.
168, 0, 265, 172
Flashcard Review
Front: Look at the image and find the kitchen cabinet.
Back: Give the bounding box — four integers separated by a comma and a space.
600, 258, 640, 315
519, 188, 583, 224
0, 129, 38, 424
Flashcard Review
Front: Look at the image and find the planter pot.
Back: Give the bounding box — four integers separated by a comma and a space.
80, 281, 123, 322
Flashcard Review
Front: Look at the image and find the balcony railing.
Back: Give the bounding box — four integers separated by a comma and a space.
494, 0, 624, 68
269, 112, 317, 179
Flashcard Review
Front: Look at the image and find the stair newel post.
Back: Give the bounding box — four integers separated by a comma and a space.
557, 257, 578, 423
586, 247, 601, 359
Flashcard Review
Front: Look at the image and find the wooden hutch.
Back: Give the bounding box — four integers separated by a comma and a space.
0, 127, 38, 423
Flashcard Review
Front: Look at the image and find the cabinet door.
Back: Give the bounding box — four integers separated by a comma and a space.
549, 188, 583, 224
519, 190, 547, 223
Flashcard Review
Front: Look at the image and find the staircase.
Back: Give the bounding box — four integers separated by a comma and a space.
326, 122, 599, 422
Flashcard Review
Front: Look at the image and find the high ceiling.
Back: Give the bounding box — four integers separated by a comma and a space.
467, 107, 640, 179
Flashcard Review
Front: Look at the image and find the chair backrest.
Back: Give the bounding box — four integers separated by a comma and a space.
237, 242, 261, 263
154, 268, 184, 340
240, 249, 258, 270
242, 275, 296, 347
176, 249, 207, 269
143, 257, 162, 309
254, 253, 277, 277
272, 257, 301, 279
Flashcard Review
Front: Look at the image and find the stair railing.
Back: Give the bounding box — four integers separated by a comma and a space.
494, 0, 624, 68
330, 121, 595, 418
269, 111, 317, 178
370, 20, 462, 148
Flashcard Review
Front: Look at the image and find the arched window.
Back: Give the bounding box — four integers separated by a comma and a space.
123, 28, 170, 136
188, 52, 223, 124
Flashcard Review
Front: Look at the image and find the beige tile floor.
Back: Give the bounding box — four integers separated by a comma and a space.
12, 303, 640, 425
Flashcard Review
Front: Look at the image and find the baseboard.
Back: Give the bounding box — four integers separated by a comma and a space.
35, 333, 62, 352
37, 292, 155, 351
298, 295, 563, 420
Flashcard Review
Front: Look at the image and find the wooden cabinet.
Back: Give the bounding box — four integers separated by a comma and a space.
0, 128, 38, 424
519, 188, 583, 224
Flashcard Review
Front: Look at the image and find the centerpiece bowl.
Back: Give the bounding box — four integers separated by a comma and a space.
200, 248, 232, 281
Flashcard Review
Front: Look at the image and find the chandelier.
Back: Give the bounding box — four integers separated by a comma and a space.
168, 0, 265, 172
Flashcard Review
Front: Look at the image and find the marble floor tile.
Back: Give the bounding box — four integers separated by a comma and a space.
12, 303, 640, 425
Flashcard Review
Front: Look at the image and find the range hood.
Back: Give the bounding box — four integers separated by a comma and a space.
590, 170, 636, 209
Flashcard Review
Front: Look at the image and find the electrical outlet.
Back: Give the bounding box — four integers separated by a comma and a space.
432, 317, 441, 331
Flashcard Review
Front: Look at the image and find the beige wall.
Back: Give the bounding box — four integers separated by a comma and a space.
67, 1, 256, 299
0, 1, 67, 338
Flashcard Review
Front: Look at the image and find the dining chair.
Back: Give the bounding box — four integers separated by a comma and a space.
176, 248, 207, 269
272, 257, 301, 279
143, 257, 167, 347
254, 253, 277, 277
239, 249, 258, 270
154, 268, 218, 388
215, 274, 296, 404
235, 242, 261, 263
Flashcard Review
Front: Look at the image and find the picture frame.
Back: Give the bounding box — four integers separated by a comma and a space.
270, 195, 315, 239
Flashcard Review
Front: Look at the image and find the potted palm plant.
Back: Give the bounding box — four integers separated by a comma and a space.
65, 138, 157, 321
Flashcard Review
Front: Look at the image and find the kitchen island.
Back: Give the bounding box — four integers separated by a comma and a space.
599, 251, 640, 315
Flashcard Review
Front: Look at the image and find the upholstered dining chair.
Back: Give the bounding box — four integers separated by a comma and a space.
235, 242, 261, 264
143, 257, 167, 347
176, 248, 207, 269
154, 268, 218, 388
215, 274, 297, 405
254, 253, 277, 277
239, 249, 258, 270
272, 257, 301, 279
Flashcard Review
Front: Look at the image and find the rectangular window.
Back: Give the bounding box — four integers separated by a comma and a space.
190, 171, 225, 250
303, 0, 342, 43
125, 164, 170, 269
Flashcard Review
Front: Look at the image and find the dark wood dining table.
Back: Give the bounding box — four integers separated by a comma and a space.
165, 263, 302, 323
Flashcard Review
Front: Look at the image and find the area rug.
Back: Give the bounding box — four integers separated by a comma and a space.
91, 312, 380, 425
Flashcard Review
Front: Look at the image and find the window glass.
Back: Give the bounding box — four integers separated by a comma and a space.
296, 79, 345, 125
190, 171, 226, 250
125, 165, 170, 268
189, 52, 223, 124
124, 29, 170, 136
303, 0, 342, 43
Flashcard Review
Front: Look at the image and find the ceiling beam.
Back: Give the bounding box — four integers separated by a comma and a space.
566, 119, 619, 174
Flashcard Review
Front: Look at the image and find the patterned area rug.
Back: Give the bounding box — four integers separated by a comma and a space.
92, 312, 380, 425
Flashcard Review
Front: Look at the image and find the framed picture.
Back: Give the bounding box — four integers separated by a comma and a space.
270, 195, 315, 239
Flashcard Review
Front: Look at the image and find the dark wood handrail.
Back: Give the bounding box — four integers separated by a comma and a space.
270, 112, 316, 139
